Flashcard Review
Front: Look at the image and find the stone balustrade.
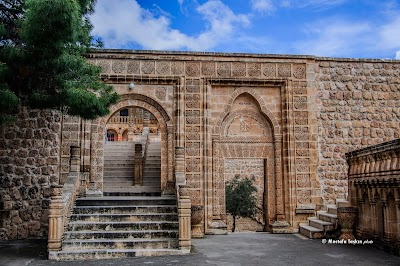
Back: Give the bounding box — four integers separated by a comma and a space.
175, 147, 191, 252
48, 146, 83, 254
346, 139, 400, 255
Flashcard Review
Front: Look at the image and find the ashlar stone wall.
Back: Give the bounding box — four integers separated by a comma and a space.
0, 107, 62, 240
315, 60, 400, 204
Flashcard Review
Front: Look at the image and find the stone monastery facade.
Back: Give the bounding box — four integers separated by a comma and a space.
0, 50, 399, 239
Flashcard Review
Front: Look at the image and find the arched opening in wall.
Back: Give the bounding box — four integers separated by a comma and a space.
218, 92, 275, 232
386, 193, 397, 241
106, 129, 117, 142
103, 106, 161, 196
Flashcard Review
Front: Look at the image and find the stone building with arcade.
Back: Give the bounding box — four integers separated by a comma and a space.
0, 49, 399, 259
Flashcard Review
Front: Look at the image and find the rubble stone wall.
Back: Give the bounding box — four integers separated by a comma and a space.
0, 107, 61, 240
315, 60, 400, 204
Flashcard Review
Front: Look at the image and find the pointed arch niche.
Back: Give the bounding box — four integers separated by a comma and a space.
207, 85, 286, 232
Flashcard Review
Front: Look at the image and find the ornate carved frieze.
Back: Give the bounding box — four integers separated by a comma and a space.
127, 61, 140, 74
262, 63, 276, 77
248, 63, 261, 77
186, 62, 201, 77
278, 63, 291, 77
293, 64, 306, 79
141, 61, 155, 74
156, 61, 171, 75
232, 62, 246, 77
202, 62, 215, 76
112, 60, 126, 74
217, 62, 231, 77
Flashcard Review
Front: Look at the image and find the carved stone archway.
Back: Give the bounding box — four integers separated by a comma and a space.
87, 94, 173, 194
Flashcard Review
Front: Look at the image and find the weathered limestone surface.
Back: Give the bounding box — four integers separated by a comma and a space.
315, 60, 400, 204
1, 50, 399, 240
0, 107, 61, 240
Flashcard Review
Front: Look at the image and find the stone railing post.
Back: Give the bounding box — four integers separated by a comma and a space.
134, 144, 143, 185
48, 185, 64, 252
178, 185, 191, 252
70, 146, 80, 172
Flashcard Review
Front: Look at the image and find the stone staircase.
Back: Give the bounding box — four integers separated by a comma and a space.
103, 141, 161, 196
49, 196, 182, 260
299, 199, 350, 239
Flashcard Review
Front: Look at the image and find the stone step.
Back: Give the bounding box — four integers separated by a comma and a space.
73, 205, 176, 215
62, 238, 179, 250
70, 213, 178, 222
67, 221, 179, 231
308, 217, 334, 232
336, 199, 351, 208
317, 211, 338, 225
299, 224, 324, 239
64, 229, 179, 240
75, 196, 175, 206
49, 248, 184, 261
326, 204, 337, 215
102, 187, 161, 195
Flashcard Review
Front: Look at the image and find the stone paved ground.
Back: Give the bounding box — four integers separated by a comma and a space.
1, 233, 399, 266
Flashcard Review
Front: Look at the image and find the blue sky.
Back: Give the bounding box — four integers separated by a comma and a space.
90, 0, 400, 59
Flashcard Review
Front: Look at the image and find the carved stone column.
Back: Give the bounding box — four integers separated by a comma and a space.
178, 185, 191, 253
48, 185, 64, 252
175, 147, 185, 185
271, 134, 290, 233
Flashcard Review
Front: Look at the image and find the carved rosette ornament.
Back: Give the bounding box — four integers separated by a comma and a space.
337, 207, 357, 240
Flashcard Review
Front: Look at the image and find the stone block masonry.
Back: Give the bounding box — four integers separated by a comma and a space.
0, 107, 62, 240
315, 60, 400, 204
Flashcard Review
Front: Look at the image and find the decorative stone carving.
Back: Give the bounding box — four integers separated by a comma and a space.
186, 158, 200, 172
186, 110, 200, 124
294, 96, 307, 110
202, 62, 215, 76
171, 61, 184, 75
155, 87, 167, 101
294, 127, 309, 141
141, 61, 155, 74
263, 63, 276, 77
248, 63, 261, 77
278, 63, 291, 77
185, 94, 201, 109
296, 142, 310, 156
337, 207, 357, 240
186, 62, 200, 77
293, 64, 306, 79
127, 61, 140, 74
296, 159, 310, 172
297, 190, 311, 204
296, 174, 311, 188
217, 62, 231, 77
294, 112, 308, 125
112, 61, 126, 74
97, 60, 110, 73
186, 126, 201, 140
186, 142, 200, 156
191, 205, 204, 238
232, 62, 246, 77
156, 61, 170, 75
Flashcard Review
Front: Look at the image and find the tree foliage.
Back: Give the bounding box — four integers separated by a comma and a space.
225, 175, 258, 232
0, 0, 118, 124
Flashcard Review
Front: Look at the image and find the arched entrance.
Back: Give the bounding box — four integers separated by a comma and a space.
209, 90, 283, 232
87, 95, 173, 196
103, 106, 162, 195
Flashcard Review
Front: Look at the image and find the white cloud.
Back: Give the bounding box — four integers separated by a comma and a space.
296, 19, 372, 57
378, 17, 400, 50
396, 51, 400, 59
250, 0, 274, 13
91, 0, 250, 51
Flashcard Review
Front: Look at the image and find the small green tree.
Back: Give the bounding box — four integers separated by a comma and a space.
225, 175, 258, 232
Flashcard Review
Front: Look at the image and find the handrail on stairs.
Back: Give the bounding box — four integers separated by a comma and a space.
48, 146, 84, 255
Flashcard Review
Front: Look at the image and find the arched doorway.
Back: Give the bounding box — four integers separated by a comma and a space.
103, 106, 162, 196
85, 92, 175, 197
209, 90, 283, 232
